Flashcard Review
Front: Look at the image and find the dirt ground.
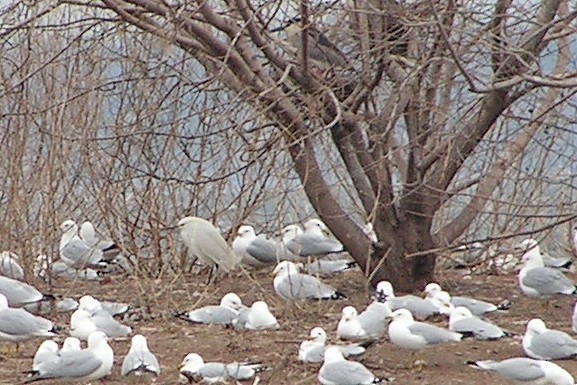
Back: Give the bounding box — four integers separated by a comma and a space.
2, 266, 577, 385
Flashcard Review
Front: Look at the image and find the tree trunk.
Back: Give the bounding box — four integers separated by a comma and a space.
366, 217, 436, 292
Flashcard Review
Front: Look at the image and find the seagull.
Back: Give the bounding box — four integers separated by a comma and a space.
299, 327, 367, 363
424, 282, 499, 315
387, 308, 462, 350
24, 331, 114, 383
78, 296, 132, 338
178, 216, 241, 283
337, 306, 369, 341
233, 301, 279, 331
178, 353, 268, 384
318, 346, 381, 385
274, 18, 349, 69
176, 292, 246, 326
79, 221, 121, 262
449, 306, 511, 340
121, 334, 161, 376
375, 281, 439, 319
0, 251, 25, 280
468, 357, 575, 385
303, 259, 357, 275
59, 219, 105, 269
281, 220, 344, 257
517, 238, 576, 298
0, 275, 52, 307
0, 293, 58, 351
24, 298, 79, 316
356, 301, 392, 340
523, 318, 577, 360
232, 225, 284, 267
31, 340, 59, 371
272, 261, 346, 300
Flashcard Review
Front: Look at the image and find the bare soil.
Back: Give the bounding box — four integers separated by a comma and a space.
1, 267, 577, 385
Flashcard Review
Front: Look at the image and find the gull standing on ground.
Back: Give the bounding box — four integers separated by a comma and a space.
176, 292, 246, 326
318, 346, 381, 385
449, 306, 511, 340
273, 261, 346, 300
523, 318, 577, 360
375, 281, 439, 319
178, 216, 241, 282
233, 301, 279, 331
59, 220, 105, 269
0, 293, 57, 349
388, 309, 462, 350
468, 358, 575, 385
178, 353, 268, 384
121, 334, 161, 376
517, 239, 577, 298
424, 282, 499, 315
24, 331, 114, 383
0, 251, 25, 280
282, 220, 344, 257
299, 327, 367, 363
232, 225, 283, 267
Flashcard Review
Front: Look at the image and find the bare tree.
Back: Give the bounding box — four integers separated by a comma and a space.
2, 0, 577, 289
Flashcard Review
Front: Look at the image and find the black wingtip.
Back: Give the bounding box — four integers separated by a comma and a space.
465, 360, 480, 367
41, 294, 56, 301
345, 261, 357, 269
331, 290, 347, 300
173, 311, 191, 321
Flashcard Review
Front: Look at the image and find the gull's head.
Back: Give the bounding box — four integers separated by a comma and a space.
341, 305, 358, 321
323, 346, 345, 363
273, 261, 298, 276
388, 308, 414, 323
434, 291, 454, 310
424, 282, 442, 296
518, 239, 543, 265
38, 340, 59, 354
62, 337, 81, 352
70, 309, 92, 325
80, 221, 95, 237
79, 295, 102, 313
251, 300, 270, 313
309, 327, 327, 343
449, 306, 472, 323
131, 334, 149, 351
180, 353, 204, 371
304, 219, 329, 236
60, 219, 78, 233
281, 224, 303, 243
220, 292, 243, 310
236, 225, 256, 239
526, 318, 547, 335
375, 281, 395, 301
87, 331, 108, 346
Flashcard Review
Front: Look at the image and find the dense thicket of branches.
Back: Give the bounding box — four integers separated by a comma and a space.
1, 1, 577, 289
